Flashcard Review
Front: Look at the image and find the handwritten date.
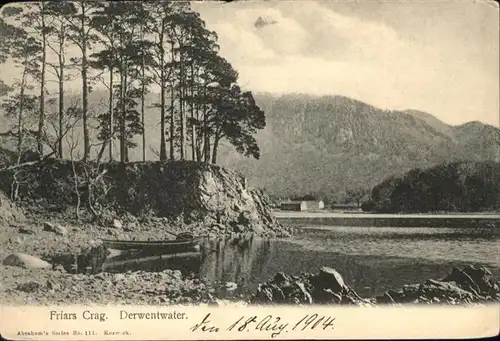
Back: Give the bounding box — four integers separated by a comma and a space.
190, 313, 335, 338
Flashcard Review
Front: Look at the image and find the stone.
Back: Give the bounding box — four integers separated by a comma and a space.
316, 267, 347, 294
314, 288, 343, 304
3, 252, 52, 269
273, 272, 291, 285
443, 265, 499, 299
112, 219, 123, 229
237, 212, 251, 225
112, 274, 126, 283
43, 222, 67, 236
18, 227, 35, 235
212, 223, 226, 231
233, 224, 245, 233
443, 266, 481, 293
252, 285, 281, 303
9, 236, 23, 244
53, 264, 66, 272
462, 266, 496, 295
225, 282, 238, 291
289, 282, 313, 304
94, 273, 106, 280
43, 222, 55, 231
419, 279, 475, 302
170, 270, 182, 280
16, 281, 43, 293
51, 223, 67, 235
46, 280, 61, 291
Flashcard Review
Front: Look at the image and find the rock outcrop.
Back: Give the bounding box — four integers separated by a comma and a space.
0, 159, 288, 236
251, 267, 372, 306
376, 265, 500, 304
251, 265, 500, 306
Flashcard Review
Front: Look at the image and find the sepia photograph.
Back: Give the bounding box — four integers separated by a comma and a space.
0, 0, 499, 339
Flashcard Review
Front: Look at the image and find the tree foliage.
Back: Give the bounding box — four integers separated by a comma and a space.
368, 161, 500, 213
1, 1, 266, 165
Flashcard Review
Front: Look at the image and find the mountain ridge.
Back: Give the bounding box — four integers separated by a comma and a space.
218, 93, 499, 201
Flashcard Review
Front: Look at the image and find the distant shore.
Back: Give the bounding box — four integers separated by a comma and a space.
273, 210, 500, 219
273, 210, 500, 228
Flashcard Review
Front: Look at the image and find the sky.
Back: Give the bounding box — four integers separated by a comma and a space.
1, 1, 499, 127
192, 0, 500, 127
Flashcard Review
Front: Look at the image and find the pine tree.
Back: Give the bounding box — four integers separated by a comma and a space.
60, 0, 100, 161
44, 2, 74, 158
1, 32, 42, 162
145, 1, 176, 160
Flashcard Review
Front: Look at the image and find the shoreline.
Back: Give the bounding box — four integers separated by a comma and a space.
2, 262, 499, 306
2, 210, 499, 307
273, 211, 500, 219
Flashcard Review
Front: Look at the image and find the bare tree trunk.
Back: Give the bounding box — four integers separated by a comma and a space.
169, 40, 175, 160
96, 140, 107, 163
160, 74, 166, 160
82, 46, 90, 161
108, 68, 114, 161
38, 5, 47, 157
123, 65, 129, 163
203, 108, 210, 163
58, 36, 64, 159
211, 134, 219, 164
141, 52, 146, 162
179, 64, 185, 160
159, 27, 167, 161
119, 63, 126, 163
190, 65, 196, 161
80, 2, 90, 161
17, 83, 26, 163
71, 158, 80, 220
17, 56, 29, 164
169, 84, 175, 160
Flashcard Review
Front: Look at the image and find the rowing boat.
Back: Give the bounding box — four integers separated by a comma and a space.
101, 236, 203, 254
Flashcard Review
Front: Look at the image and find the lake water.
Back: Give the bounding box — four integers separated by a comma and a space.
102, 220, 500, 299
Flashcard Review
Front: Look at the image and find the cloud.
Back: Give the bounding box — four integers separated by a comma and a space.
197, 1, 498, 126
202, 2, 435, 105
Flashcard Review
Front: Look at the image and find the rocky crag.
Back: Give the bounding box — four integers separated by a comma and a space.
0, 158, 288, 237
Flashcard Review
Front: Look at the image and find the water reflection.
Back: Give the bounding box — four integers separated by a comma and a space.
102, 251, 203, 275
89, 225, 500, 298
198, 237, 274, 293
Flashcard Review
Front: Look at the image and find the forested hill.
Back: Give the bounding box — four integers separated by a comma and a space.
217, 93, 500, 201
366, 161, 500, 213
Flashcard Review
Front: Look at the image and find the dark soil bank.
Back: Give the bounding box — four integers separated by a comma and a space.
0, 159, 290, 236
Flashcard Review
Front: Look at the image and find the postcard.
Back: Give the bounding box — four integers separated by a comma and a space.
0, 0, 499, 340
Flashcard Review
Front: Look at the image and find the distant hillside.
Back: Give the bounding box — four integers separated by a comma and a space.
367, 161, 500, 213
1, 91, 499, 201
403, 109, 455, 137
217, 93, 500, 201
